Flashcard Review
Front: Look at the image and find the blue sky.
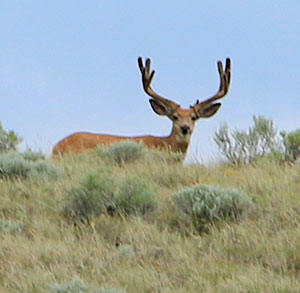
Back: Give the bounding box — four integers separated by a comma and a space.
1, 1, 299, 161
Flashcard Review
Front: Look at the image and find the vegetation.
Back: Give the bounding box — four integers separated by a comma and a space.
64, 172, 156, 222
173, 184, 253, 232
214, 115, 300, 165
281, 129, 300, 162
0, 135, 300, 291
99, 140, 146, 166
214, 115, 279, 164
114, 175, 156, 217
64, 172, 116, 222
0, 151, 61, 180
0, 122, 22, 152
49, 277, 126, 293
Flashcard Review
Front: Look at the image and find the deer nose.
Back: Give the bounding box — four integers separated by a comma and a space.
181, 125, 190, 135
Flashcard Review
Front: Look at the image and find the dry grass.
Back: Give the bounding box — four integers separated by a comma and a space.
0, 149, 299, 292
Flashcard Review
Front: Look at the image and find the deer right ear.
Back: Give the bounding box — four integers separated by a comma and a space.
149, 99, 173, 116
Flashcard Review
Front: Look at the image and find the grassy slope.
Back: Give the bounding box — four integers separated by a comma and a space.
0, 150, 299, 292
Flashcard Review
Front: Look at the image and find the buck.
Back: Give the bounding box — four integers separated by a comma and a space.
52, 57, 231, 155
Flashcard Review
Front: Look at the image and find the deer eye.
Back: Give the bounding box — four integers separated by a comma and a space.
191, 116, 197, 121
173, 115, 178, 121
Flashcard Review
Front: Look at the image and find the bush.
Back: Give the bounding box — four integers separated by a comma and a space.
214, 116, 279, 164
281, 129, 300, 162
0, 123, 22, 152
49, 277, 126, 293
64, 172, 156, 222
64, 172, 116, 221
21, 149, 46, 161
102, 141, 145, 166
0, 219, 24, 235
0, 151, 60, 180
172, 184, 253, 232
115, 176, 156, 216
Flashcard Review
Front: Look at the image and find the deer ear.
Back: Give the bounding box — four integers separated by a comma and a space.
149, 99, 173, 116
197, 103, 222, 118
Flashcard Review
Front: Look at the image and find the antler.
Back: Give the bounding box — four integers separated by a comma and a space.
138, 57, 179, 110
193, 58, 231, 108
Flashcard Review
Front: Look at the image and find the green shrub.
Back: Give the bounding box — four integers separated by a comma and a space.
0, 152, 30, 178
64, 172, 116, 221
214, 116, 279, 165
172, 184, 253, 232
49, 277, 126, 293
0, 219, 24, 235
28, 160, 61, 180
102, 141, 145, 166
115, 176, 156, 216
281, 129, 300, 162
64, 172, 156, 221
0, 123, 22, 152
0, 152, 60, 180
21, 149, 46, 161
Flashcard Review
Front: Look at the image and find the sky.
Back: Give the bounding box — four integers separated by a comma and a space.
1, 1, 300, 162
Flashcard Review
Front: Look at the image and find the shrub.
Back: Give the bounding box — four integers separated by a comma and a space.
64, 172, 116, 221
214, 116, 279, 164
49, 277, 126, 293
281, 129, 300, 162
64, 172, 156, 221
21, 149, 46, 161
0, 123, 22, 152
102, 141, 145, 166
0, 152, 30, 178
172, 184, 253, 232
0, 219, 24, 235
0, 151, 60, 180
28, 160, 61, 180
115, 176, 156, 216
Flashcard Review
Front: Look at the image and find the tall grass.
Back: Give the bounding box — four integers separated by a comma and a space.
0, 143, 299, 292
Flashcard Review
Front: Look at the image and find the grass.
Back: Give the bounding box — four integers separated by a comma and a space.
0, 146, 299, 292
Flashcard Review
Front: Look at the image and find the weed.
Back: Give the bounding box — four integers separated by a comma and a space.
64, 172, 116, 221
0, 151, 61, 180
0, 122, 21, 152
173, 184, 253, 232
115, 176, 156, 216
49, 277, 126, 293
102, 141, 145, 166
214, 116, 279, 164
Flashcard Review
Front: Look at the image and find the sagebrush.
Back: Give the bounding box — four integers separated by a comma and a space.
214, 115, 279, 164
64, 172, 116, 221
173, 184, 253, 232
100, 140, 146, 166
64, 172, 156, 221
0, 151, 60, 180
115, 175, 156, 216
281, 129, 300, 161
0, 122, 22, 152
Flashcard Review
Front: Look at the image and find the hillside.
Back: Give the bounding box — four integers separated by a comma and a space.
0, 146, 299, 292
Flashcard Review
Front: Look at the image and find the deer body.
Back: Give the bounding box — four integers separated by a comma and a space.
52, 131, 189, 155
53, 57, 231, 156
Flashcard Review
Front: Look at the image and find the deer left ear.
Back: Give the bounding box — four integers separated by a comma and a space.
197, 103, 222, 118
149, 99, 173, 116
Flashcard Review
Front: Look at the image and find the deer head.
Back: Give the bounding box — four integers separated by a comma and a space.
138, 57, 231, 146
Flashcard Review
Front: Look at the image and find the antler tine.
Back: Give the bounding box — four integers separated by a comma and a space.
138, 57, 179, 109
225, 57, 231, 86
195, 58, 231, 107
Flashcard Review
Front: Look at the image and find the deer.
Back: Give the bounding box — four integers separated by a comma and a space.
52, 57, 231, 156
